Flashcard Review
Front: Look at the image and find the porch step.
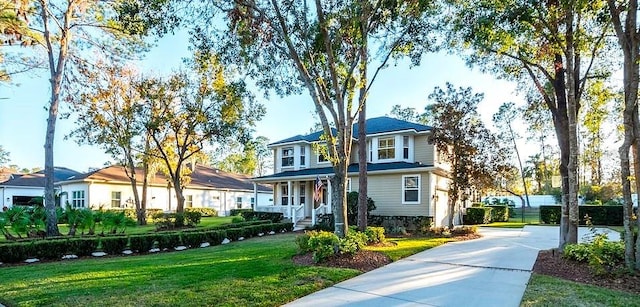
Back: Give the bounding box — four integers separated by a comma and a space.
294, 218, 313, 230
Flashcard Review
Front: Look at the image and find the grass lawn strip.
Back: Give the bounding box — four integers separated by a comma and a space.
0, 233, 457, 306
521, 274, 640, 307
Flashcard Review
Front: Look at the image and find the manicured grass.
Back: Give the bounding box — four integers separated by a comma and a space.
521, 274, 640, 306
510, 207, 540, 224
483, 222, 527, 228
0, 232, 457, 306
365, 237, 454, 261
0, 233, 360, 307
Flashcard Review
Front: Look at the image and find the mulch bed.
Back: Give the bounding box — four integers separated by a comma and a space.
292, 233, 482, 272
533, 249, 640, 295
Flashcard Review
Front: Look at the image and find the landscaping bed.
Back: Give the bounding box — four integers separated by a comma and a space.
533, 249, 640, 294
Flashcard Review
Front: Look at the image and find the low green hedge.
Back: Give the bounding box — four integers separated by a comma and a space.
0, 222, 294, 263
103, 208, 163, 222
230, 208, 253, 216
240, 211, 284, 223
464, 207, 492, 225
486, 205, 509, 222
539, 205, 635, 225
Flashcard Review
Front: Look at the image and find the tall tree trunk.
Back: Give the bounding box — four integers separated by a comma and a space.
357, 3, 369, 232
332, 159, 348, 237
174, 176, 185, 213
565, 11, 580, 247
124, 155, 145, 225
41, 0, 71, 237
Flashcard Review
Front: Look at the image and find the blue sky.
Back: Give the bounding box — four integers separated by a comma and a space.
0, 34, 525, 173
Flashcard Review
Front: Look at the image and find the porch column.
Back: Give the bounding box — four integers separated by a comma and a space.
253, 182, 257, 209
287, 180, 292, 218
326, 177, 332, 212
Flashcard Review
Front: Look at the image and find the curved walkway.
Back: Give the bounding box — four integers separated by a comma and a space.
285, 226, 619, 307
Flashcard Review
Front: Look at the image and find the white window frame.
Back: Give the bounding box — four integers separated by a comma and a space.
378, 137, 395, 160
72, 190, 85, 208
403, 136, 410, 159
111, 191, 122, 208
402, 175, 421, 205
300, 146, 306, 166
280, 183, 289, 205
185, 195, 193, 208
346, 178, 352, 192
282, 147, 294, 167
236, 196, 243, 208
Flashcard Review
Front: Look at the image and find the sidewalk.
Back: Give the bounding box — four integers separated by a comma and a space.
284, 226, 619, 307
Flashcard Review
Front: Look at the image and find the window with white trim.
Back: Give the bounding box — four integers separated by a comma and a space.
236, 197, 243, 208
111, 191, 121, 208
72, 190, 85, 208
402, 175, 420, 204
281, 183, 289, 205
403, 136, 410, 159
185, 195, 193, 208
300, 146, 306, 166
346, 178, 352, 192
250, 197, 255, 207
378, 137, 395, 160
299, 183, 306, 205
282, 147, 294, 167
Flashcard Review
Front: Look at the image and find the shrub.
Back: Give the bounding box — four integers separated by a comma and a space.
128, 235, 155, 253
231, 215, 246, 223
99, 236, 129, 254
230, 208, 253, 216
184, 211, 202, 226
563, 235, 625, 275
346, 192, 376, 226
486, 205, 509, 222
182, 231, 206, 247
339, 230, 368, 255
451, 225, 478, 236
364, 227, 386, 244
307, 231, 339, 263
539, 205, 633, 225
465, 207, 492, 225
240, 211, 283, 223
427, 226, 452, 237
185, 207, 218, 217
295, 233, 312, 253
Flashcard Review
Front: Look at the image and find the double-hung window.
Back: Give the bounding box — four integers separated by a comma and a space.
111, 191, 121, 208
236, 197, 243, 208
403, 136, 410, 159
378, 137, 395, 160
185, 195, 193, 208
402, 175, 420, 204
300, 147, 306, 166
282, 147, 294, 167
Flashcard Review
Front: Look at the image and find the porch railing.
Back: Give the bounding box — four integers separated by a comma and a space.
255, 205, 290, 218
312, 203, 328, 226
291, 204, 304, 226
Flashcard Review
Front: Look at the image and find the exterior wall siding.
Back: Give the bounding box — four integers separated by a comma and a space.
350, 172, 431, 216
414, 135, 434, 165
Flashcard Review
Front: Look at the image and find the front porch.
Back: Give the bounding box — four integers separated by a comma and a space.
252, 177, 332, 228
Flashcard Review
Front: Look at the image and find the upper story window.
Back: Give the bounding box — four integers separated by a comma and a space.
403, 136, 410, 159
282, 147, 294, 167
378, 137, 395, 160
300, 146, 306, 166
402, 175, 420, 204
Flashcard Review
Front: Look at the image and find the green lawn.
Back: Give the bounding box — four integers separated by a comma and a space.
521, 274, 640, 306
0, 233, 454, 306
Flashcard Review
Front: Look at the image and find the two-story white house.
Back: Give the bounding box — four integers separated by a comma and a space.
252, 116, 454, 227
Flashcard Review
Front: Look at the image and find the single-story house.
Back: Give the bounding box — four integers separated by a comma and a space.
1, 167, 81, 208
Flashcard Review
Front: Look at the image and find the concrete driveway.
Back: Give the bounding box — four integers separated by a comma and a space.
284, 226, 619, 307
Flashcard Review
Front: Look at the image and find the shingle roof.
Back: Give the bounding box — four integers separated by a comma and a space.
0, 167, 82, 187
253, 162, 434, 180
61, 165, 272, 193
269, 116, 432, 146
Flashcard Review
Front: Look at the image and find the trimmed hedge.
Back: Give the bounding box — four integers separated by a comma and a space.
240, 211, 284, 223
104, 208, 163, 222
539, 205, 636, 225
230, 208, 253, 216
185, 207, 218, 217
487, 205, 509, 222
464, 207, 492, 225
0, 222, 294, 263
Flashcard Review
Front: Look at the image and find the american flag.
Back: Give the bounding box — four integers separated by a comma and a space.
313, 175, 323, 202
